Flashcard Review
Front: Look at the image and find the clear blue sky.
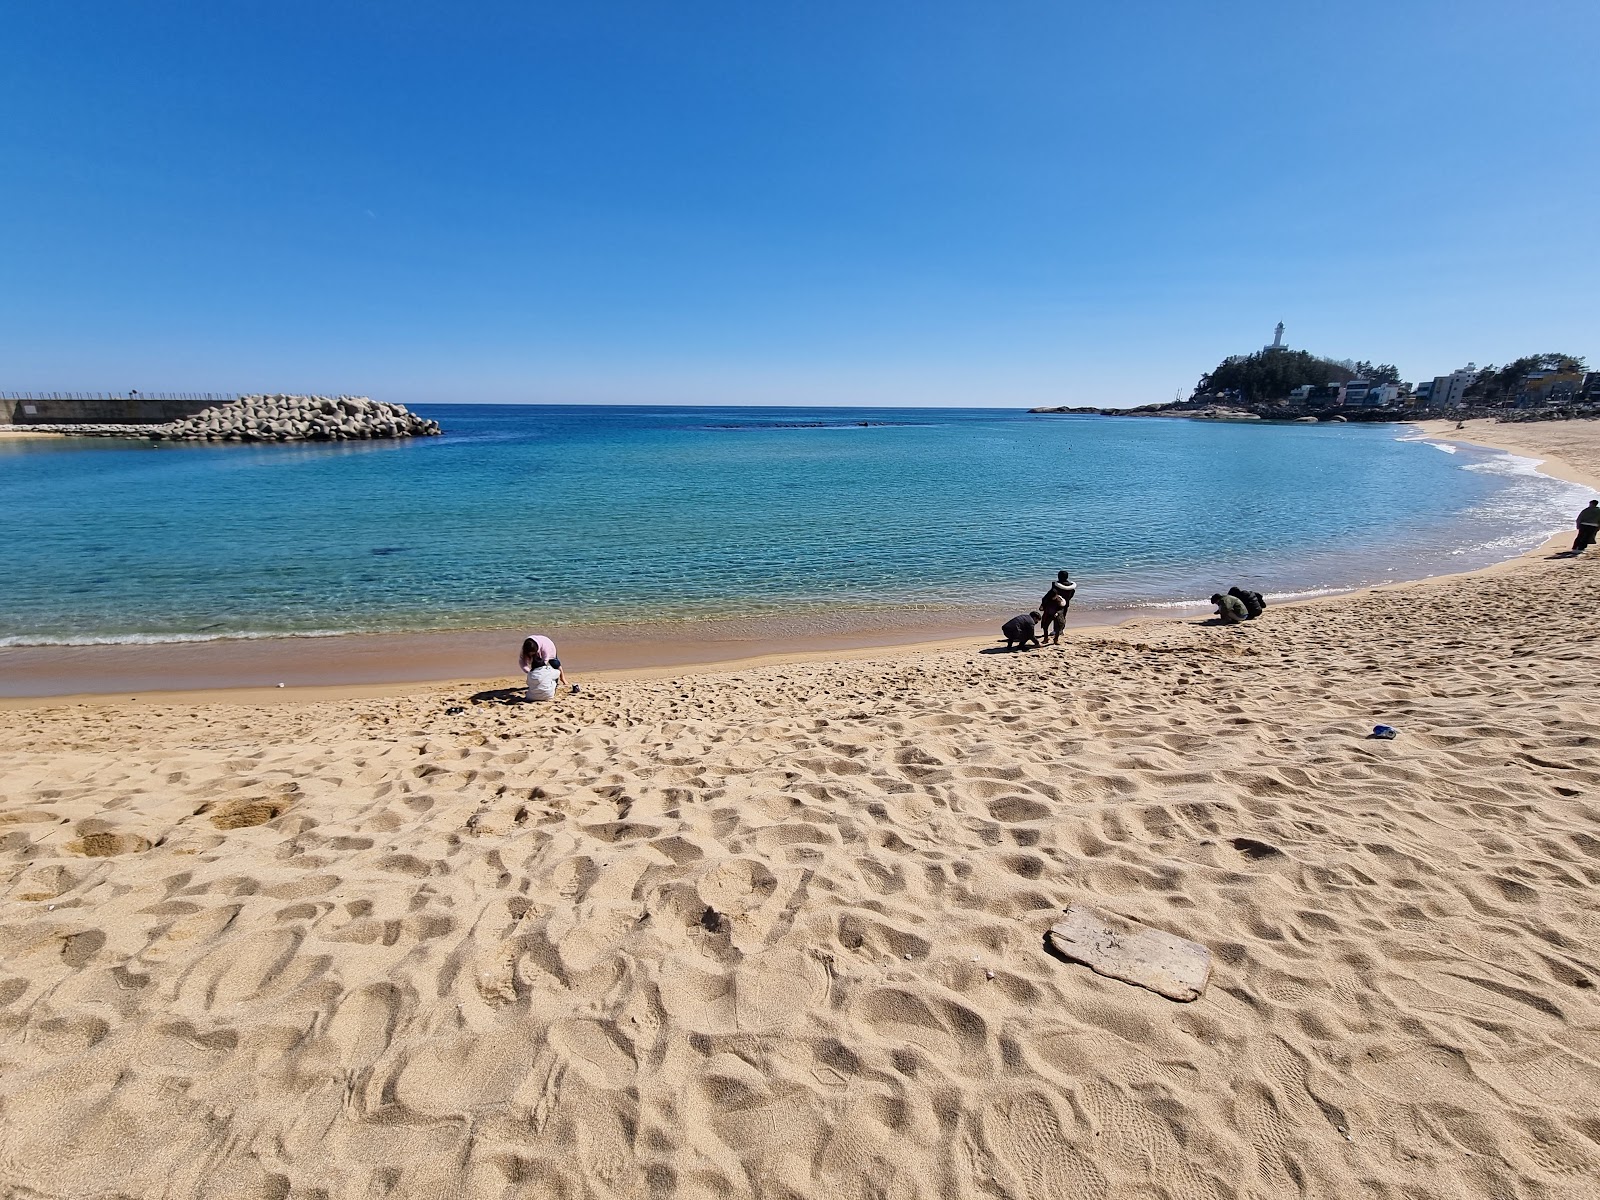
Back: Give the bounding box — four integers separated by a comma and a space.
3, 2, 1596, 407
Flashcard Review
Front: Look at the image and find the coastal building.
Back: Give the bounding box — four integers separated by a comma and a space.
1413, 380, 1435, 404
1263, 322, 1287, 353
1516, 370, 1582, 406
1339, 379, 1372, 406
1428, 364, 1477, 409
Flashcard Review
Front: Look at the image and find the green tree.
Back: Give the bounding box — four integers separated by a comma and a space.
1193, 350, 1356, 403
1466, 353, 1587, 400
1354, 361, 1402, 385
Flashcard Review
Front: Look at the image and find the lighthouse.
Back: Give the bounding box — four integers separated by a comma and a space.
1264, 322, 1286, 352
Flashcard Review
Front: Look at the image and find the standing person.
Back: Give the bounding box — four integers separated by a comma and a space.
1001, 611, 1042, 651
1227, 586, 1265, 619
1574, 500, 1600, 554
1038, 570, 1077, 645
1210, 592, 1248, 625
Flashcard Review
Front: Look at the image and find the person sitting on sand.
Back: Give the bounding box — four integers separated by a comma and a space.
519, 635, 565, 702
524, 656, 565, 703
1211, 592, 1248, 625
1573, 500, 1600, 554
1227, 586, 1265, 619
1002, 611, 1042, 650
1038, 570, 1077, 645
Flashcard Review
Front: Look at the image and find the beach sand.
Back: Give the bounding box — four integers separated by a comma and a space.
2, 419, 1598, 1198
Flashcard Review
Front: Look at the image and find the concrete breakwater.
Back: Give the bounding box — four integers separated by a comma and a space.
156, 394, 440, 442
5, 395, 441, 442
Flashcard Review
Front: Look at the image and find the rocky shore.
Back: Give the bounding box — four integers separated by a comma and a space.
1, 394, 441, 442
1030, 401, 1600, 425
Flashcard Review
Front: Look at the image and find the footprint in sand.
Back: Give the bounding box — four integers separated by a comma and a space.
66, 831, 152, 857
207, 798, 294, 830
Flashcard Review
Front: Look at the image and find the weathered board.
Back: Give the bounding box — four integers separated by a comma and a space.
1047, 906, 1212, 1002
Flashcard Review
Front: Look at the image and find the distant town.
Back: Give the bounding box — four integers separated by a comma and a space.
1033, 324, 1598, 422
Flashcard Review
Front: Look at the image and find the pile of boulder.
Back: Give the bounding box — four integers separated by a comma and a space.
153, 394, 441, 442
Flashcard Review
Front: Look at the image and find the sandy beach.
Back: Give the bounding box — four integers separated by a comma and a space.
2, 418, 1598, 1198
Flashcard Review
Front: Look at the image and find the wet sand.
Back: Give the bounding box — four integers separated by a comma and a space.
0, 605, 1132, 701
1, 419, 1598, 1198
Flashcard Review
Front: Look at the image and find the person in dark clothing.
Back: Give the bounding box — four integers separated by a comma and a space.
1211, 593, 1248, 625
1227, 586, 1265, 619
1038, 571, 1077, 645
1573, 500, 1600, 553
1039, 589, 1068, 644
1002, 611, 1042, 650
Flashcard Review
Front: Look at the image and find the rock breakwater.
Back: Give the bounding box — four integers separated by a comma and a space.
155, 394, 441, 442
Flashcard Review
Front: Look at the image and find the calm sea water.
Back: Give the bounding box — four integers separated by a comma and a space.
0, 406, 1585, 646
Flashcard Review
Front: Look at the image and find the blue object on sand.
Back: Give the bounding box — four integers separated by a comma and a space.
1371, 724, 1397, 739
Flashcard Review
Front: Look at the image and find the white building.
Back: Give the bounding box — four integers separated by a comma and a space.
1429, 363, 1477, 408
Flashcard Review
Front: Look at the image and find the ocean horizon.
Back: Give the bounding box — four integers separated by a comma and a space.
0, 404, 1585, 649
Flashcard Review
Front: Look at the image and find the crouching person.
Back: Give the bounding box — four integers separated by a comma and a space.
1211, 593, 1248, 625
1002, 611, 1042, 650
1228, 586, 1265, 619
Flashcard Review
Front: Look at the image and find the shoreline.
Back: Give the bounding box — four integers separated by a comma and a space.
2, 418, 1590, 707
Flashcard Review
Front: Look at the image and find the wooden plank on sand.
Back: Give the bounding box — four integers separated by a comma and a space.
1047, 906, 1211, 1002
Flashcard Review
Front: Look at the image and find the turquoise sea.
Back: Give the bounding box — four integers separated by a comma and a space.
0, 406, 1585, 647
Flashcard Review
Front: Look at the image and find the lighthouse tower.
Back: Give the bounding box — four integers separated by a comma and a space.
1264, 322, 1286, 352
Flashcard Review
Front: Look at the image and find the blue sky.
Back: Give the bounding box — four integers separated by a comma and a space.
3, 1, 1596, 407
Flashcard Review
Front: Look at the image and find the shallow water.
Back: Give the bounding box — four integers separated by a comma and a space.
0, 406, 1584, 646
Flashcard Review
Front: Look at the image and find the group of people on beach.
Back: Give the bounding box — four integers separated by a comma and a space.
517, 634, 569, 702
1000, 570, 1269, 649
1001, 571, 1077, 649
1210, 586, 1266, 624
523, 499, 1600, 683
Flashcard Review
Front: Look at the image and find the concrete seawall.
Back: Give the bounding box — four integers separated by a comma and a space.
3, 394, 441, 443
6, 396, 230, 425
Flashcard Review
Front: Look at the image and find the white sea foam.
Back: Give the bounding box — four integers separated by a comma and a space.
1457, 450, 1590, 538
0, 629, 359, 648
1462, 450, 1548, 479
1393, 433, 1459, 453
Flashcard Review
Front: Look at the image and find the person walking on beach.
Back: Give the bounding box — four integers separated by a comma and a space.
1039, 570, 1076, 645
1228, 586, 1265, 619
1573, 500, 1600, 554
1002, 611, 1042, 650
1211, 592, 1248, 625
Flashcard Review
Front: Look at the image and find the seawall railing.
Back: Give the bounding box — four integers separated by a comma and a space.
2, 392, 240, 403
